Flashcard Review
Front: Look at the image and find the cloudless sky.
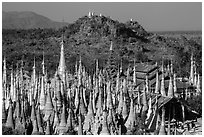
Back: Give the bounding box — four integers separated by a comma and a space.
2, 2, 202, 31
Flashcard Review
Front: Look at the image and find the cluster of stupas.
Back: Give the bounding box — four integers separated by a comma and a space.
2, 36, 201, 135
189, 53, 201, 92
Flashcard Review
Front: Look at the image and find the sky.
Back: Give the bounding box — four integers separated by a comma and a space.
2, 2, 202, 31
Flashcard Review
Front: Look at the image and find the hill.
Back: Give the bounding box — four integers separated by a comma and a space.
2, 13, 202, 78
2, 11, 68, 29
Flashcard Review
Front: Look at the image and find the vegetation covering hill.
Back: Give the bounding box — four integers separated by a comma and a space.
2, 14, 202, 78
2, 11, 68, 29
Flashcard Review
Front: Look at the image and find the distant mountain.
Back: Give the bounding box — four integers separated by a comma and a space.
2, 11, 68, 29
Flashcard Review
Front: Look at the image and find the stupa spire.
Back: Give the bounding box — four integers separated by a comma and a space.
133, 59, 137, 84
45, 119, 51, 135
2, 98, 7, 123
173, 73, 177, 95
42, 49, 45, 75
189, 53, 194, 84
100, 111, 110, 135
31, 99, 36, 122
125, 96, 136, 130
32, 118, 39, 135
58, 33, 66, 84
122, 95, 128, 120
168, 74, 174, 97
10, 66, 15, 102
160, 62, 166, 96
58, 103, 67, 134
159, 106, 167, 135
84, 91, 94, 131
6, 99, 14, 129
155, 69, 160, 94
197, 74, 201, 93
14, 99, 21, 119
142, 85, 148, 113
36, 104, 44, 134
145, 74, 149, 93
44, 82, 54, 121
40, 75, 46, 110
67, 108, 73, 130
3, 56, 7, 99
146, 97, 153, 121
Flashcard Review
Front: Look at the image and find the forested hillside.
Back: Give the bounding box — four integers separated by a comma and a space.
2, 14, 202, 78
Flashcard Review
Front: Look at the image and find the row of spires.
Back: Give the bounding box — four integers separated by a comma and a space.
189, 53, 201, 90
2, 39, 201, 135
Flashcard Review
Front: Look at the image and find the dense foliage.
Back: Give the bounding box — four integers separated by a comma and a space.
2, 15, 202, 79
